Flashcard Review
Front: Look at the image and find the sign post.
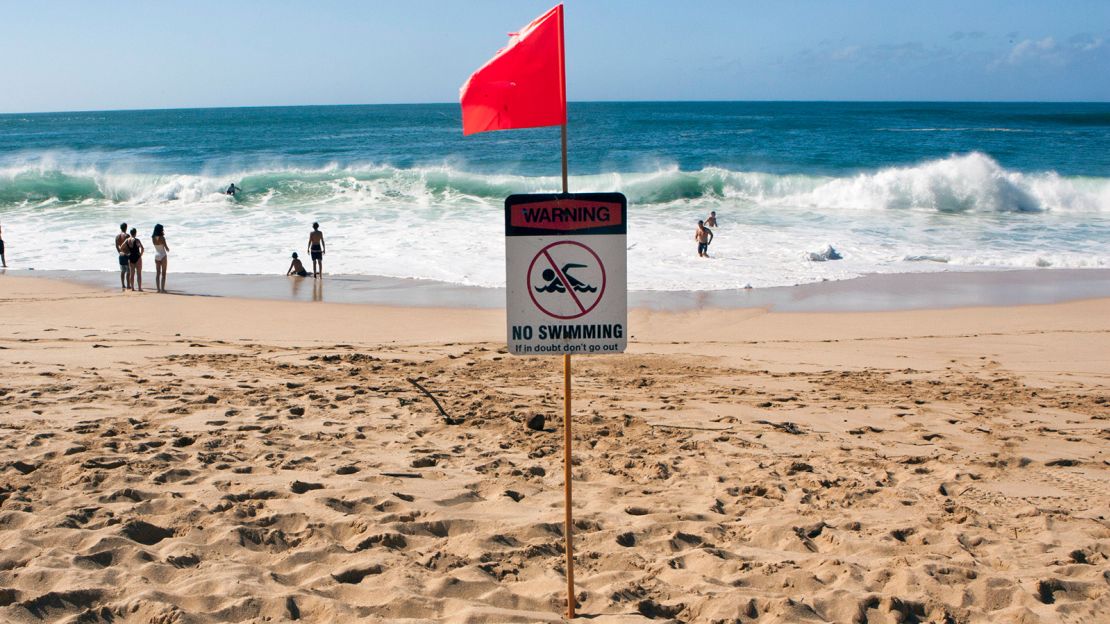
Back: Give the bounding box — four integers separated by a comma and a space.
460, 4, 602, 617
505, 192, 627, 618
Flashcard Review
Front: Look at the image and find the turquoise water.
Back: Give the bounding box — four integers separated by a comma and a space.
1, 102, 1107, 289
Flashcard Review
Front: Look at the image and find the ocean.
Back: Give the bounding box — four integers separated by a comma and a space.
1, 102, 1108, 290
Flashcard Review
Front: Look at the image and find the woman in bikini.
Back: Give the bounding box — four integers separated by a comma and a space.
152, 224, 169, 293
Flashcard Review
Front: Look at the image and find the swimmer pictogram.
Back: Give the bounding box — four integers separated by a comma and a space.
527, 241, 606, 320
535, 263, 597, 294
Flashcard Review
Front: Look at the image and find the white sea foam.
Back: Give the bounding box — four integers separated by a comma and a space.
0, 153, 1107, 290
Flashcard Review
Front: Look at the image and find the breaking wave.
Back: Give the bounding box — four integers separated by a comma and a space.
2, 152, 1107, 213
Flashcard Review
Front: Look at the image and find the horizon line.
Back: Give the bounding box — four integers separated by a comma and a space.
3, 98, 1109, 116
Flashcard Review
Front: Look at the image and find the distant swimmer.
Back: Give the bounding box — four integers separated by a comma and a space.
307, 222, 325, 278
225, 183, 241, 196
287, 252, 309, 278
695, 220, 713, 258
705, 211, 718, 227
535, 263, 597, 294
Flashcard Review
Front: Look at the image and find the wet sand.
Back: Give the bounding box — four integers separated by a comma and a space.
10, 267, 1110, 312
0, 274, 1107, 623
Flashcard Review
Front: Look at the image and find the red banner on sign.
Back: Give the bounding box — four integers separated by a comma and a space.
510, 199, 623, 231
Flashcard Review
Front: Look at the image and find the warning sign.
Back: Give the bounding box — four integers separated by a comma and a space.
506, 193, 627, 356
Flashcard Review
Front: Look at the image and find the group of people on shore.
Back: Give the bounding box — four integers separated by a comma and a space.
105, 220, 323, 294
114, 222, 169, 292
695, 211, 718, 258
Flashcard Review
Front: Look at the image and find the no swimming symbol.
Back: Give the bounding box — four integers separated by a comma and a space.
527, 241, 606, 320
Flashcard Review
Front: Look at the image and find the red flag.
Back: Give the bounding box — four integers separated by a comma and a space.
460, 4, 566, 136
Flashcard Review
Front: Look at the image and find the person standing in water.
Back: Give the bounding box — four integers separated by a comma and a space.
695, 220, 713, 258
705, 211, 718, 227
127, 228, 144, 291
152, 224, 169, 293
0, 221, 7, 268
307, 222, 325, 278
115, 223, 130, 290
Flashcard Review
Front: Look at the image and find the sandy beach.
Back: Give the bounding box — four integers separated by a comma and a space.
0, 274, 1107, 623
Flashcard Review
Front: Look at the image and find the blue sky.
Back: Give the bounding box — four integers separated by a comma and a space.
1, 0, 1107, 113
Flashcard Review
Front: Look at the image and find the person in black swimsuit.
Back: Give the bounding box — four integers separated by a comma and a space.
307, 222, 325, 278
0, 221, 6, 268
127, 227, 144, 291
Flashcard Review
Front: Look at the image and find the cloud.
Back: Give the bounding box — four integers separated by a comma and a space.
830, 45, 861, 61
992, 33, 1107, 69
949, 31, 986, 41
792, 40, 941, 69
1069, 34, 1104, 52
1003, 36, 1060, 65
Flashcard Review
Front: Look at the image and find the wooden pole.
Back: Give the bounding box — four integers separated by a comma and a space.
563, 352, 575, 618
561, 124, 569, 194
558, 3, 568, 195
559, 120, 573, 617
559, 11, 573, 618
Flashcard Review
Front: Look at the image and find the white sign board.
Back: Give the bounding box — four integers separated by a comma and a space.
506, 193, 627, 356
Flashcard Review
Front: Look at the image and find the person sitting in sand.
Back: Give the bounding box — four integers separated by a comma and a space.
127, 228, 144, 291
152, 224, 169, 293
287, 252, 309, 277
705, 211, 718, 227
115, 222, 130, 290
307, 222, 325, 278
695, 220, 713, 258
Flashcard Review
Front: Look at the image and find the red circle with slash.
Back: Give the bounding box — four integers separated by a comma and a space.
526, 241, 606, 320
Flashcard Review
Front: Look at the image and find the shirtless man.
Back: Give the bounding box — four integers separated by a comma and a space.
115, 223, 130, 290
705, 211, 718, 227
695, 220, 713, 258
307, 222, 325, 278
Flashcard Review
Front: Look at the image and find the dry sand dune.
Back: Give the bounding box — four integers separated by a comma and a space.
0, 276, 1108, 623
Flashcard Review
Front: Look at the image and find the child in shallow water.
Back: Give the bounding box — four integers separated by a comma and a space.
286, 252, 309, 277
